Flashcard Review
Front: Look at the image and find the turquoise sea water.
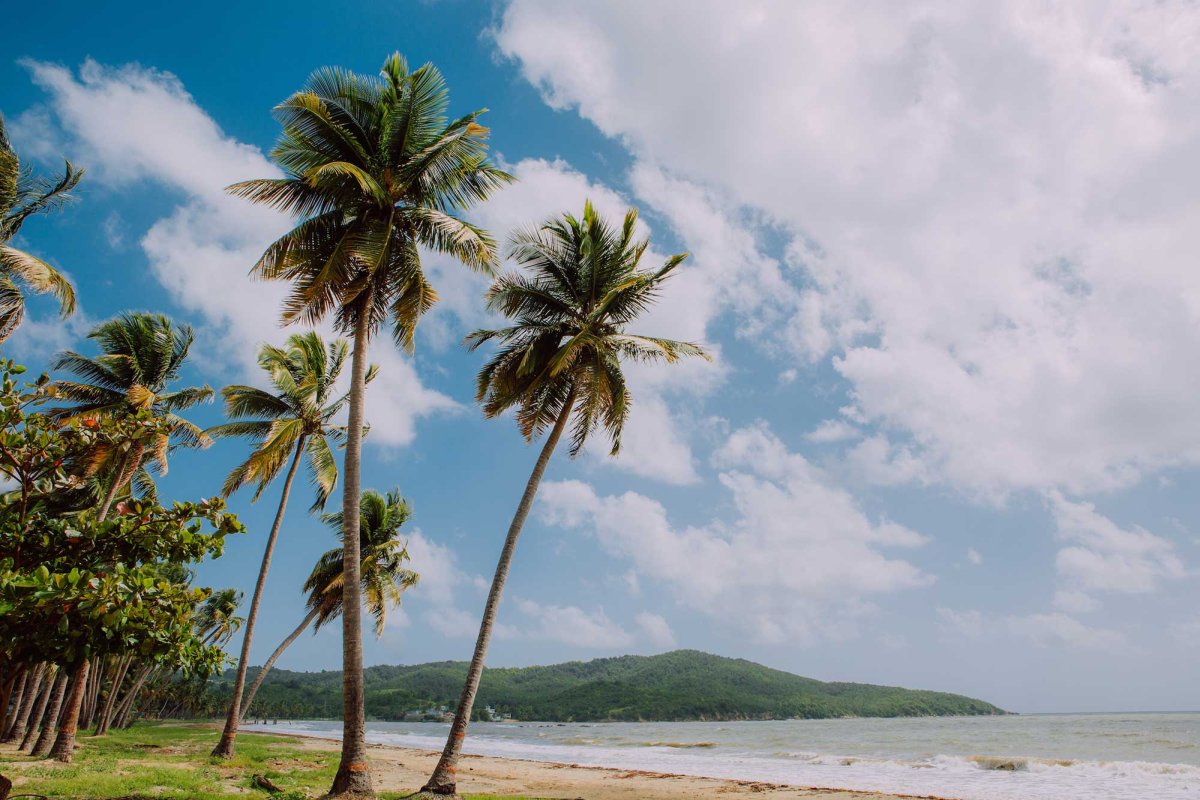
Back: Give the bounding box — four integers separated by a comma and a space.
249, 712, 1200, 799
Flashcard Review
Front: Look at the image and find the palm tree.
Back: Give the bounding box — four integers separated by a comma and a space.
50, 312, 214, 520
239, 489, 418, 721
195, 588, 245, 646
0, 114, 80, 343
420, 203, 708, 796
210, 332, 373, 757
231, 53, 509, 797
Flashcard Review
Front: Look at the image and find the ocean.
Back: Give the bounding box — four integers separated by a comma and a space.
247, 712, 1200, 799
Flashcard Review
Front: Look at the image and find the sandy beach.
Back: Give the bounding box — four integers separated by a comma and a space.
278, 732, 933, 800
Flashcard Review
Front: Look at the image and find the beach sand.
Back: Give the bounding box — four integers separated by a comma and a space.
287, 733, 938, 800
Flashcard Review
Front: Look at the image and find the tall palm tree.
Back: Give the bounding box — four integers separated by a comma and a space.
420, 203, 708, 796
231, 52, 509, 797
50, 312, 214, 520
239, 489, 418, 721
0, 113, 80, 343
210, 332, 373, 757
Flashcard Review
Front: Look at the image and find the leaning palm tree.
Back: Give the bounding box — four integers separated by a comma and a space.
210, 332, 374, 758
239, 488, 418, 722
50, 312, 214, 520
230, 52, 510, 797
420, 203, 708, 796
0, 113, 80, 343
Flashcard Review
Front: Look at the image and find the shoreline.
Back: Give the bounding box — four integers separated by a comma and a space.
270, 728, 953, 800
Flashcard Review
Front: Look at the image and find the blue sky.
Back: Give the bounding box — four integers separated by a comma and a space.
4, 1, 1200, 714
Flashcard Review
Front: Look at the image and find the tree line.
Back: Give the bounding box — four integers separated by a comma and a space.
2, 52, 706, 799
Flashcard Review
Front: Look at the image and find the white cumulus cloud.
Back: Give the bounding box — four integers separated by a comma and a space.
495, 1, 1200, 497
539, 422, 932, 644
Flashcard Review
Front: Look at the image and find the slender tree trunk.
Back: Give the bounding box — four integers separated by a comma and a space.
0, 671, 17, 739
3, 663, 44, 743
212, 436, 307, 758
422, 389, 577, 797
1, 669, 27, 741
20, 666, 57, 750
328, 309, 373, 799
96, 445, 138, 522
49, 660, 89, 762
239, 607, 320, 722
80, 657, 105, 730
29, 669, 68, 757
112, 665, 153, 730
94, 655, 131, 736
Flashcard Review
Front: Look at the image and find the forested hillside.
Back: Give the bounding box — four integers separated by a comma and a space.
214, 650, 1005, 722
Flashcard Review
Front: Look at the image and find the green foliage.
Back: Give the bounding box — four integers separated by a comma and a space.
214, 650, 1005, 722
307, 488, 419, 635
0, 359, 243, 677
206, 331, 369, 511
0, 496, 243, 670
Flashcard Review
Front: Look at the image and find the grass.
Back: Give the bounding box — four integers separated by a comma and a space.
0, 722, 543, 800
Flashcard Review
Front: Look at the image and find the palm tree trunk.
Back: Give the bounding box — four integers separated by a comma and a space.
29, 669, 68, 757
96, 444, 139, 522
80, 656, 105, 730
20, 666, 57, 750
239, 607, 320, 722
2, 668, 27, 741
2, 662, 45, 743
49, 660, 89, 762
94, 655, 131, 736
112, 665, 153, 730
422, 388, 577, 797
328, 308, 373, 800
0, 670, 18, 739
212, 434, 308, 758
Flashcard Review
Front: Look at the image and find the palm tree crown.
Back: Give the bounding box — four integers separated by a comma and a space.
0, 114, 81, 342
194, 589, 244, 646
51, 313, 214, 451
206, 332, 374, 511
229, 52, 513, 342
308, 489, 419, 636
467, 201, 709, 456
50, 313, 213, 502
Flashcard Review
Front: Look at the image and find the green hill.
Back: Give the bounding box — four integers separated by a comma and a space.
216, 649, 1005, 722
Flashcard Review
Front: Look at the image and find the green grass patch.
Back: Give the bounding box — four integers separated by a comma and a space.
0, 722, 543, 800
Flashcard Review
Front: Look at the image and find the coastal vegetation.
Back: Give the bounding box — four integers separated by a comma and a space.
216, 650, 1005, 723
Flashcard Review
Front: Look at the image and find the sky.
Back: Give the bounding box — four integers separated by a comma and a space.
3, 0, 1199, 714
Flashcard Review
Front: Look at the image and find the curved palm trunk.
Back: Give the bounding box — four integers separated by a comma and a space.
20, 666, 56, 750
239, 606, 320, 722
0, 670, 18, 739
2, 669, 27, 741
212, 435, 307, 758
29, 669, 68, 757
94, 655, 132, 736
49, 660, 89, 762
80, 657, 105, 730
328, 310, 373, 799
3, 663, 45, 743
96, 444, 141, 522
111, 664, 153, 730
422, 389, 576, 796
